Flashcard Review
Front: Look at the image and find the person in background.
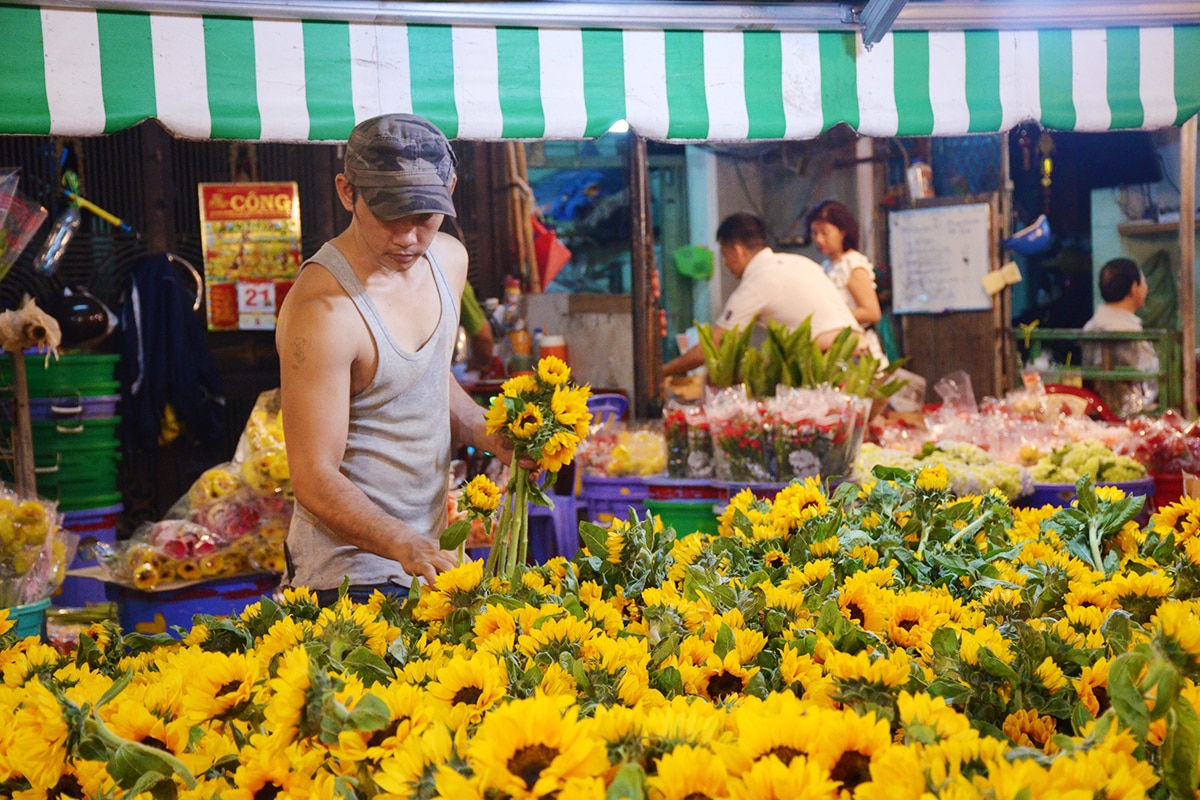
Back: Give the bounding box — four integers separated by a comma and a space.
1081, 257, 1158, 416
276, 113, 519, 606
459, 280, 495, 372
806, 200, 888, 365
662, 212, 861, 377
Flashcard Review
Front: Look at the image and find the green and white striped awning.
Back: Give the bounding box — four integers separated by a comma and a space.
1, 4, 1198, 141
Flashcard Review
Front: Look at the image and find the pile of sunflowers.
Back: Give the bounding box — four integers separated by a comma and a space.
2, 464, 1200, 798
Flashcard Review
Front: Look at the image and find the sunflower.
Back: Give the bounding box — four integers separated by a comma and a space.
467, 694, 608, 799
641, 744, 729, 800
424, 652, 509, 729
1100, 571, 1174, 623
509, 404, 544, 440
332, 681, 435, 763
485, 395, 511, 435
885, 593, 949, 658
851, 744, 932, 800
836, 577, 890, 633
958, 624, 1014, 666
1150, 495, 1200, 541
177, 649, 260, 725
799, 707, 893, 793
102, 694, 190, 755
262, 646, 314, 744
896, 690, 972, 744
435, 559, 486, 596
551, 385, 592, 432
699, 649, 759, 704
373, 722, 459, 796
1150, 600, 1200, 674
463, 475, 502, 513
777, 647, 836, 706
10, 677, 70, 791
537, 355, 571, 386
223, 733, 323, 800
540, 430, 582, 472
1001, 708, 1060, 753
517, 612, 598, 661
1075, 657, 1112, 719
502, 373, 540, 398
1034, 657, 1068, 693
734, 692, 815, 765
770, 478, 828, 530
916, 463, 949, 492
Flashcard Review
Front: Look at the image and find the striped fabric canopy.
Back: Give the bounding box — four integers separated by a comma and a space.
1, 4, 1198, 141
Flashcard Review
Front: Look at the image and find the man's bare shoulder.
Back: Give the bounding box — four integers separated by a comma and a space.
431, 231, 468, 281
277, 260, 364, 364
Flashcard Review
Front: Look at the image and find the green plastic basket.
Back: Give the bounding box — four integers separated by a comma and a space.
6, 597, 50, 640
1, 353, 120, 398
643, 498, 720, 537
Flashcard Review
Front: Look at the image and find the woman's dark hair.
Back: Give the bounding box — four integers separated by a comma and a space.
806, 200, 860, 252
716, 212, 768, 250
1098, 257, 1143, 303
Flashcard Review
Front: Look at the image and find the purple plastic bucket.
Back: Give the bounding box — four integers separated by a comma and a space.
29, 395, 120, 422
1014, 477, 1156, 525
55, 504, 122, 608
111, 573, 280, 637
580, 475, 648, 525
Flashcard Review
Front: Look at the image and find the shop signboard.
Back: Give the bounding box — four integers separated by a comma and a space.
198, 182, 301, 331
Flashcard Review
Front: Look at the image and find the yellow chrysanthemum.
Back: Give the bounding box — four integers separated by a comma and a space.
537, 355, 571, 386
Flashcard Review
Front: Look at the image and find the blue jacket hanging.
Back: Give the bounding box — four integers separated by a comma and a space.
118, 254, 226, 449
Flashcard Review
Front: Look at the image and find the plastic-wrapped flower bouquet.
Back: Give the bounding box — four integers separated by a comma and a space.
479, 356, 591, 579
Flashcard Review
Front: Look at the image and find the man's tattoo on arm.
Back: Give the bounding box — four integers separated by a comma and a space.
290, 337, 311, 368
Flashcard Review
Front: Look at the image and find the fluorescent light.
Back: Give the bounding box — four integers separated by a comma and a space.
608, 120, 630, 134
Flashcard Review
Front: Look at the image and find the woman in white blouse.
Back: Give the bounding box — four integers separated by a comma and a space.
806, 200, 888, 365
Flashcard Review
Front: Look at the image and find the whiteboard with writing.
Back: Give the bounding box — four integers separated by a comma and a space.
889, 202, 992, 314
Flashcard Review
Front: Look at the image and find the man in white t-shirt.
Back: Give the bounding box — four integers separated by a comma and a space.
663, 212, 861, 376
1081, 257, 1158, 416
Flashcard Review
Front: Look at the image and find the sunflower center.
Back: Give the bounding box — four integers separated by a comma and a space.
1093, 686, 1110, 714
508, 743, 559, 788
845, 602, 866, 625
254, 785, 283, 800
367, 718, 402, 748
707, 671, 745, 701
142, 735, 169, 751
452, 686, 484, 706
682, 794, 714, 800
829, 750, 872, 789
49, 773, 84, 799
218, 680, 241, 697
896, 617, 918, 632
765, 745, 804, 764
766, 553, 785, 567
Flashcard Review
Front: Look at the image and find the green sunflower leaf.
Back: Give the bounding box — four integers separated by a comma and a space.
606, 762, 647, 800
439, 519, 473, 551
1161, 701, 1200, 800
578, 521, 609, 559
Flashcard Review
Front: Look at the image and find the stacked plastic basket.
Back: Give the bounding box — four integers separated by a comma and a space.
1, 353, 122, 607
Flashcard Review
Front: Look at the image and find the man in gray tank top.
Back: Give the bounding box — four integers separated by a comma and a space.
275, 113, 519, 606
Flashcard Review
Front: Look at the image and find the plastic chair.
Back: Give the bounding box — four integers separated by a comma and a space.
587, 393, 628, 428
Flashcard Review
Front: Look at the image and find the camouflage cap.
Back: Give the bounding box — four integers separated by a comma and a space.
343, 113, 457, 220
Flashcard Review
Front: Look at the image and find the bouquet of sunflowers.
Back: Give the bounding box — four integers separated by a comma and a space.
0, 487, 73, 606
460, 356, 591, 580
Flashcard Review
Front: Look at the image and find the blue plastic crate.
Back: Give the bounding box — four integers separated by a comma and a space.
110, 573, 279, 637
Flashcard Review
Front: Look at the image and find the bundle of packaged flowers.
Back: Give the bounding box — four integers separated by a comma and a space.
706, 384, 773, 482
4, 469, 1200, 798
1119, 411, 1200, 474
0, 488, 73, 607
88, 391, 292, 590
766, 385, 870, 481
